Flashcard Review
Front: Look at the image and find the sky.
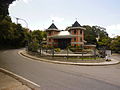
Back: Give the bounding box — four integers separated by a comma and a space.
9, 0, 120, 37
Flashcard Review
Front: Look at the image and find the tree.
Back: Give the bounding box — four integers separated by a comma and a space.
97, 37, 111, 49
83, 25, 96, 44
0, 0, 32, 49
110, 36, 120, 52
28, 41, 39, 52
32, 30, 46, 43
0, 0, 16, 21
0, 16, 14, 47
0, 16, 31, 48
83, 25, 109, 46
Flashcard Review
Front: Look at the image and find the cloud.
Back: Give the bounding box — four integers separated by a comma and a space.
10, 0, 18, 7
11, 2, 17, 6
106, 24, 120, 30
22, 0, 29, 3
50, 16, 64, 23
106, 24, 120, 37
10, 0, 31, 6
22, 0, 32, 3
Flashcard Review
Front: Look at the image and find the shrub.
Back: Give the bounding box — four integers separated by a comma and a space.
47, 45, 53, 49
42, 45, 47, 49
69, 45, 82, 52
55, 48, 61, 52
28, 42, 39, 52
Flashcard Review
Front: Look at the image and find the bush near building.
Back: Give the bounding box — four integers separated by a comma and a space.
28, 42, 39, 52
55, 48, 61, 52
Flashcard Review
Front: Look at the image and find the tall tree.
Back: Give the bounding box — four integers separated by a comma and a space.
110, 36, 120, 52
83, 25, 109, 45
0, 16, 30, 48
0, 0, 15, 21
32, 30, 46, 43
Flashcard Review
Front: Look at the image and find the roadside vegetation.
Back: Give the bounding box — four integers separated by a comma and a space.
0, 17, 46, 49
0, 16, 30, 48
110, 36, 120, 53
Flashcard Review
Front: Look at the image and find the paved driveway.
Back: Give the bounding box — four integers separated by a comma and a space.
0, 49, 120, 90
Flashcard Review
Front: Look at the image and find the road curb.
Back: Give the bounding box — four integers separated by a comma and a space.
0, 68, 41, 90
19, 50, 120, 66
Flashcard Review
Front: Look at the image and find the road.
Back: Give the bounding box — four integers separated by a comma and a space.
0, 49, 120, 90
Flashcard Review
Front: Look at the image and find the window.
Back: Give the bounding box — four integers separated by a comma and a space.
74, 30, 76, 34
74, 44, 76, 47
74, 38, 76, 41
49, 32, 51, 35
80, 37, 82, 42
80, 30, 82, 34
49, 39, 51, 42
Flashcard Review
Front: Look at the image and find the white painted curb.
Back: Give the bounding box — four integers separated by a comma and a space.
0, 68, 41, 90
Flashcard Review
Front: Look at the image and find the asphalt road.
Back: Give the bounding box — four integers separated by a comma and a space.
0, 49, 120, 90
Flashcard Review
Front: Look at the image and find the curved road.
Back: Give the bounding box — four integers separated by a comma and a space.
0, 49, 120, 90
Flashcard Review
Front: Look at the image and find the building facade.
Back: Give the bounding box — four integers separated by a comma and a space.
46, 21, 86, 49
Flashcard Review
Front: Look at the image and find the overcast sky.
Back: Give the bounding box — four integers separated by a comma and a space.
9, 0, 120, 37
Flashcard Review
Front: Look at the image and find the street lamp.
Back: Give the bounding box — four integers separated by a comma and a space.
15, 17, 28, 28
15, 17, 29, 50
95, 34, 100, 59
52, 42, 54, 58
96, 33, 100, 42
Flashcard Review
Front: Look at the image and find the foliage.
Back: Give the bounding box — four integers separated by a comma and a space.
0, 0, 46, 49
110, 36, 120, 52
31, 30, 46, 44
28, 41, 39, 52
47, 46, 53, 49
69, 46, 83, 52
68, 45, 92, 54
83, 25, 108, 45
55, 48, 61, 52
42, 45, 48, 49
0, 16, 30, 48
0, 0, 16, 21
0, 16, 47, 49
97, 37, 111, 49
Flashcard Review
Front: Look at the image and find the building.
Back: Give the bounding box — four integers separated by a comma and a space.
46, 21, 86, 49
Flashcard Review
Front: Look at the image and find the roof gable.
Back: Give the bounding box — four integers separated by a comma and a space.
48, 23, 58, 29
72, 21, 81, 27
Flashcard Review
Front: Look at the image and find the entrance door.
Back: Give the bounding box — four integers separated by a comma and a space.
58, 39, 71, 49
